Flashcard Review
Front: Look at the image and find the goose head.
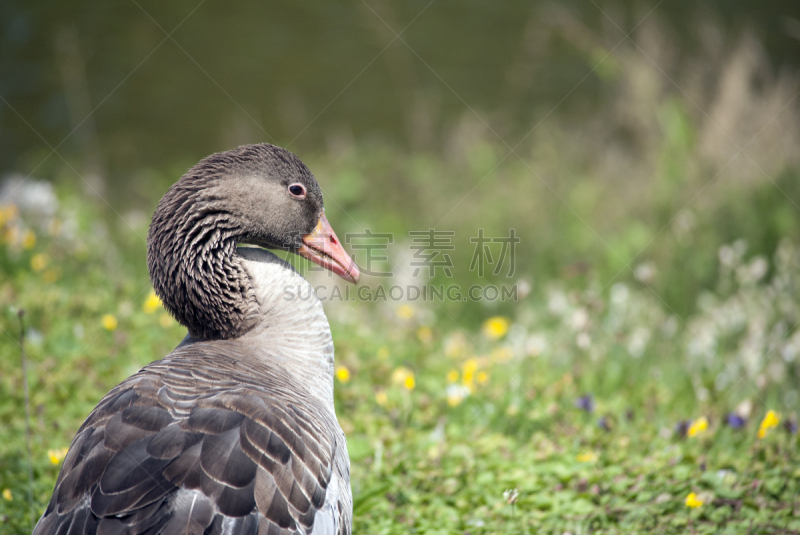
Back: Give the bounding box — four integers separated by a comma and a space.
147, 143, 359, 340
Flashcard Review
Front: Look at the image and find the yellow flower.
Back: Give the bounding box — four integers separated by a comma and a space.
30, 253, 48, 272
463, 358, 479, 375
396, 304, 415, 320
22, 229, 36, 249
392, 366, 413, 385
404, 375, 415, 390
0, 204, 19, 226
476, 371, 489, 385
391, 367, 416, 390
142, 291, 162, 314
483, 316, 510, 340
417, 326, 433, 344
159, 313, 174, 328
688, 416, 709, 437
446, 369, 459, 383
576, 451, 598, 463
2, 488, 11, 501
375, 390, 388, 406
390, 366, 416, 389
48, 447, 68, 465
335, 366, 351, 383
101, 314, 118, 331
377, 346, 389, 360
462, 358, 480, 390
758, 410, 780, 439
685, 492, 703, 508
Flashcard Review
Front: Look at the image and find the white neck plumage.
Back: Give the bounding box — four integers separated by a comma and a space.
234, 246, 336, 404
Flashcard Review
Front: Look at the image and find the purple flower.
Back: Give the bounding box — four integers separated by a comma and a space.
674, 420, 690, 438
725, 413, 746, 430
784, 419, 798, 434
575, 394, 594, 413
598, 416, 611, 432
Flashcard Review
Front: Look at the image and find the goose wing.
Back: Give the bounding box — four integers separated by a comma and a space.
34, 347, 346, 535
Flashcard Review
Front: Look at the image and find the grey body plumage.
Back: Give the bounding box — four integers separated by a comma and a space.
34, 144, 354, 535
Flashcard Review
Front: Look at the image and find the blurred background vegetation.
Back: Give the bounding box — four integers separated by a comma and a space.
1, 0, 800, 322
2, 1, 800, 532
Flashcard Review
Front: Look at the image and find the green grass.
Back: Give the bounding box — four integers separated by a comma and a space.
1, 180, 799, 534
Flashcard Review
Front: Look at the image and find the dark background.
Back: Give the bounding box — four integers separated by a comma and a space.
2, 0, 800, 320
2, 1, 799, 198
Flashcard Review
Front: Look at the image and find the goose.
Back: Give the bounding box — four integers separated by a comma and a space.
34, 143, 361, 535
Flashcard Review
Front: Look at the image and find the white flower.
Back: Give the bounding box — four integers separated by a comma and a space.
718, 244, 736, 267
634, 262, 656, 284
736, 399, 753, 419
749, 257, 768, 282
525, 334, 547, 357
570, 308, 589, 330
547, 288, 569, 316
503, 488, 519, 505
516, 279, 532, 300
610, 283, 629, 307
627, 327, 651, 358
446, 385, 470, 407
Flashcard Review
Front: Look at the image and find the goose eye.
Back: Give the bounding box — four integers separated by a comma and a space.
288, 184, 306, 198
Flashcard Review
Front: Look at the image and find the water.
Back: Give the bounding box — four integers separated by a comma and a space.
0, 0, 798, 203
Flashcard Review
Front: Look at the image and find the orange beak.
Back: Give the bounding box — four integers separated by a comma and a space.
297, 212, 360, 284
